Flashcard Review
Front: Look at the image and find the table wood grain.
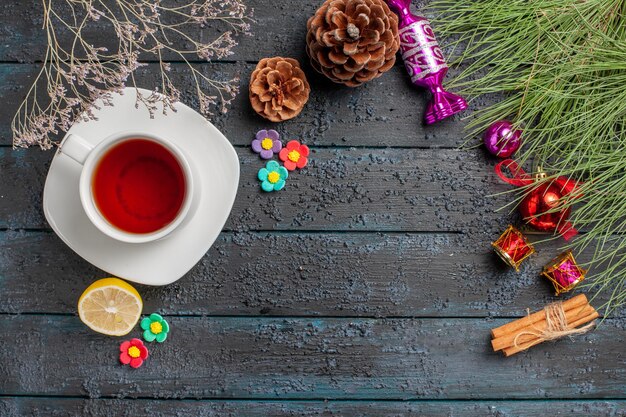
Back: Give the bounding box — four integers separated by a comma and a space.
0, 1, 624, 416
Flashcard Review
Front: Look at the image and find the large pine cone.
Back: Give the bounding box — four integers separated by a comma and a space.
249, 57, 311, 122
306, 0, 400, 87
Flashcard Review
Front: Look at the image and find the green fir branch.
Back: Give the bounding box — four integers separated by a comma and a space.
428, 0, 626, 315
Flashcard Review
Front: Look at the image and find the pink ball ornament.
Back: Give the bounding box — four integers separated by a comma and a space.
483, 120, 522, 158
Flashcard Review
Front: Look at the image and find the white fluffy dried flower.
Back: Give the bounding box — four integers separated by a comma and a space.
12, 0, 253, 149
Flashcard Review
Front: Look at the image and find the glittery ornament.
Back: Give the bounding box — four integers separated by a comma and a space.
495, 160, 581, 240
519, 182, 572, 235
483, 120, 522, 158
542, 251, 587, 295
386, 0, 467, 124
492, 225, 535, 271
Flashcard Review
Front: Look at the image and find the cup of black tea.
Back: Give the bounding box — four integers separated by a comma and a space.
59, 131, 194, 243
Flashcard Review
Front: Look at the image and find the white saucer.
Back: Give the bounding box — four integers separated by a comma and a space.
43, 88, 240, 286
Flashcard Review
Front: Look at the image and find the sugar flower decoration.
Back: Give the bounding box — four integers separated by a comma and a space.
279, 140, 309, 171
252, 129, 282, 159
258, 160, 288, 192
120, 338, 148, 368
141, 313, 170, 343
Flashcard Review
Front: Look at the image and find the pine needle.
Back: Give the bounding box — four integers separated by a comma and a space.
429, 0, 626, 315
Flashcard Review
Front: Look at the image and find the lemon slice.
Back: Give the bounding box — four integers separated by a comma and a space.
78, 277, 143, 336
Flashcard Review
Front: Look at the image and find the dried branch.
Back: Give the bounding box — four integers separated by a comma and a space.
12, 0, 253, 149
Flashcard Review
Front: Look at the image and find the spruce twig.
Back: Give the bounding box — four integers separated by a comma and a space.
429, 0, 626, 315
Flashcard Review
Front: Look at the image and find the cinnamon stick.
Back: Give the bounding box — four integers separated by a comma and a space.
490, 294, 588, 339
502, 310, 599, 357
491, 303, 595, 351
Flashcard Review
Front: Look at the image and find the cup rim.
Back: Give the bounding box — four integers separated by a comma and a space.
78, 131, 194, 244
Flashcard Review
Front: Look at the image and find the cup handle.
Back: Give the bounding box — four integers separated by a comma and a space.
59, 133, 93, 165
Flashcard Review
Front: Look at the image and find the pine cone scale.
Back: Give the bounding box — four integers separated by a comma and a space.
343, 42, 359, 55
344, 1, 358, 15
322, 31, 342, 46
275, 61, 293, 78
328, 49, 349, 65
350, 52, 370, 67
333, 67, 354, 81
316, 49, 335, 68
284, 79, 303, 92
378, 57, 395, 73
266, 71, 282, 87
371, 16, 385, 32
282, 97, 302, 111
361, 29, 380, 45
354, 13, 370, 28
330, 13, 347, 28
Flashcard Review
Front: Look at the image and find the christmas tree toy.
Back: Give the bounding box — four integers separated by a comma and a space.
386, 0, 467, 124
492, 225, 535, 271
542, 251, 587, 296
483, 120, 523, 158
429, 0, 626, 314
495, 159, 581, 240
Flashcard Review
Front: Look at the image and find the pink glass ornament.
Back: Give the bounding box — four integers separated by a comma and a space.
483, 120, 522, 158
542, 251, 587, 296
386, 0, 467, 124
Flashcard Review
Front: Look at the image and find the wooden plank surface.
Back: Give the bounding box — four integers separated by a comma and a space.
2, 398, 625, 417
1, 0, 624, 414
0, 230, 612, 317
0, 0, 317, 63
0, 147, 512, 232
0, 63, 476, 148
0, 0, 435, 64
1, 315, 623, 399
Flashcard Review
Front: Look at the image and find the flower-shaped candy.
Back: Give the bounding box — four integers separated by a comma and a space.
258, 160, 288, 192
141, 313, 170, 343
279, 140, 309, 171
252, 129, 282, 159
120, 338, 148, 368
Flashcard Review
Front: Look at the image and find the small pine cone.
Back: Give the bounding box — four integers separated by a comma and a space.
249, 57, 311, 122
306, 0, 400, 87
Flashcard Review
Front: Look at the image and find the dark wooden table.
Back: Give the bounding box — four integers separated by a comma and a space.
1, 1, 625, 416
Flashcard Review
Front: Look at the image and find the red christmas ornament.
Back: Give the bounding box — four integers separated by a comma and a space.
492, 225, 535, 271
519, 181, 571, 233
495, 160, 581, 240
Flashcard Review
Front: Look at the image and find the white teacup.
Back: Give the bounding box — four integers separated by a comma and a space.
60, 131, 194, 244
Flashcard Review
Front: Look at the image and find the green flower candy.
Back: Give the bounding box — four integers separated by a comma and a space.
140, 313, 169, 343
258, 160, 288, 192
